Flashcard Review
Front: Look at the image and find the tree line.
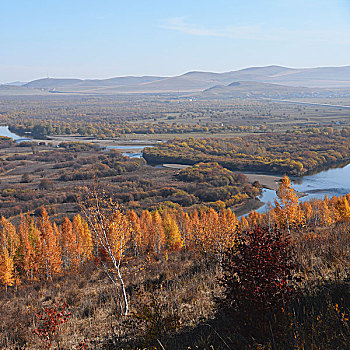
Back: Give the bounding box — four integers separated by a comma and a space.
1, 175, 350, 288
144, 128, 350, 176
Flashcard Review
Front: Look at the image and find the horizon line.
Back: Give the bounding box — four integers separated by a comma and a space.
3, 64, 350, 85
0, 64, 350, 85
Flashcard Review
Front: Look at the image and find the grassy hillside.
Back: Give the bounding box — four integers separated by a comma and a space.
1, 179, 350, 349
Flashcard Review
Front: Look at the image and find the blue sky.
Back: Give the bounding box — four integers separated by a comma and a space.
1, 0, 350, 82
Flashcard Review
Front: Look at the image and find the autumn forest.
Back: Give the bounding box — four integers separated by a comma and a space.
1, 93, 350, 349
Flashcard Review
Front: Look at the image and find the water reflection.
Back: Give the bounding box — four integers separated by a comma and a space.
107, 145, 148, 150
257, 164, 350, 213
106, 144, 153, 159
122, 152, 143, 158
0, 126, 31, 142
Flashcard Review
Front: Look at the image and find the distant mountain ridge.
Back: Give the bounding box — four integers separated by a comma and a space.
24, 76, 165, 90
201, 81, 350, 99
5, 81, 27, 86
2, 65, 350, 95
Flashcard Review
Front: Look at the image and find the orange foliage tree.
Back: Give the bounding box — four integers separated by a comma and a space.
37, 208, 62, 280
81, 190, 132, 315
274, 175, 304, 233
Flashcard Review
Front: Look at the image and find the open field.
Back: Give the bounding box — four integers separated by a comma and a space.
1, 95, 350, 140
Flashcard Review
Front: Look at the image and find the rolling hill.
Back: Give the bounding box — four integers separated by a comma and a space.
1, 65, 350, 95
200, 81, 350, 99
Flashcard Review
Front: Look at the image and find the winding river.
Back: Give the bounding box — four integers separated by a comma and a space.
0, 126, 31, 142
1, 126, 349, 211
257, 163, 350, 213
106, 145, 148, 158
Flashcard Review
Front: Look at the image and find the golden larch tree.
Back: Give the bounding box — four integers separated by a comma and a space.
60, 217, 80, 269
163, 211, 183, 251
152, 211, 165, 255
0, 217, 19, 287
72, 214, 93, 263
37, 208, 62, 279
126, 210, 142, 256
274, 175, 304, 233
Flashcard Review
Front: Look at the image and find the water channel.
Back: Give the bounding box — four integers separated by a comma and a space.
1, 126, 349, 210
256, 163, 350, 213
106, 145, 148, 158
0, 126, 31, 142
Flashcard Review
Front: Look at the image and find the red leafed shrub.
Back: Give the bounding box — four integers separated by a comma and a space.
216, 226, 299, 344
78, 338, 88, 349
33, 302, 72, 349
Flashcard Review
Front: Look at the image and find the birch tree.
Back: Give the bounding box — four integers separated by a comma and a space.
81, 190, 132, 315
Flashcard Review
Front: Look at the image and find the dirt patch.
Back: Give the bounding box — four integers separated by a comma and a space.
162, 164, 192, 170
244, 173, 282, 190
232, 198, 264, 217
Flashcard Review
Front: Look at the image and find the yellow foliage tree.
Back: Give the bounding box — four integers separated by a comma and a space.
82, 192, 132, 315
126, 210, 142, 256
152, 211, 165, 254
0, 217, 18, 287
0, 248, 15, 288
335, 197, 350, 220
274, 175, 304, 233
163, 211, 183, 251
72, 214, 93, 263
37, 208, 62, 279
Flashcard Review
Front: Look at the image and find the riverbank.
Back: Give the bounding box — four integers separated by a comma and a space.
232, 198, 266, 217
244, 173, 282, 190
162, 163, 191, 170
229, 174, 280, 216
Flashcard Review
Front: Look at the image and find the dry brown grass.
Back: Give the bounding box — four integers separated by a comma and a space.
295, 220, 350, 287
0, 222, 350, 349
0, 252, 219, 349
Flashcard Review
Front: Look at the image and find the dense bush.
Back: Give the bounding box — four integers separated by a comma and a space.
217, 226, 299, 344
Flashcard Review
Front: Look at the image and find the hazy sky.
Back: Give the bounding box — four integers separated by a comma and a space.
1, 0, 350, 83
